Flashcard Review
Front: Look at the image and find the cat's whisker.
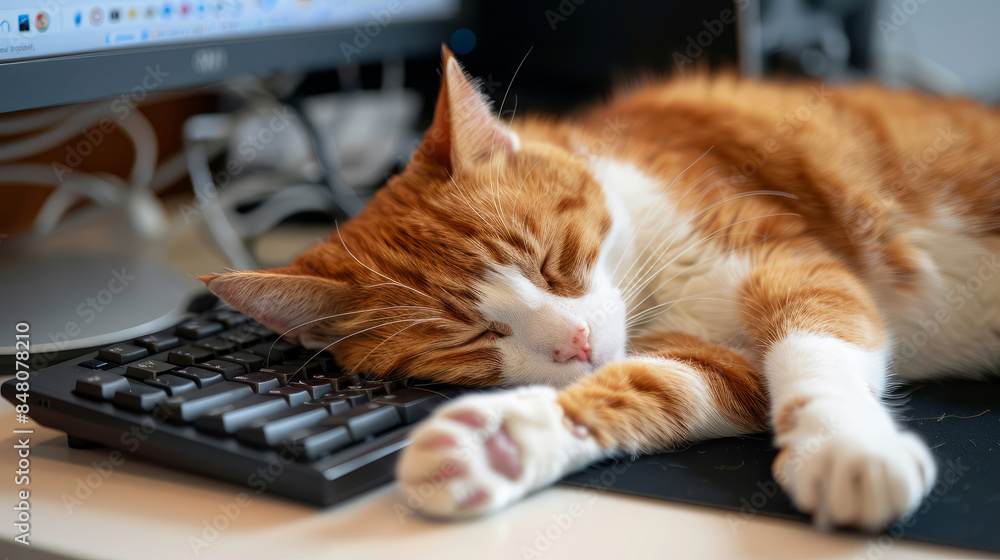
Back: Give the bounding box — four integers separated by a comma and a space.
447, 171, 506, 234
495, 96, 519, 235
616, 174, 755, 295
511, 157, 543, 226
489, 47, 533, 193
264, 305, 442, 367
613, 154, 723, 289
617, 193, 798, 301
611, 164, 723, 288
622, 215, 801, 310
622, 214, 800, 314
336, 223, 443, 304
289, 317, 445, 381
349, 318, 441, 375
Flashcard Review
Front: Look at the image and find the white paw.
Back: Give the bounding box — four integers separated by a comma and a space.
395, 386, 604, 518
773, 404, 936, 531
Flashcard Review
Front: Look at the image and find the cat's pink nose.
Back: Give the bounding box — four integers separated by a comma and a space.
553, 325, 591, 363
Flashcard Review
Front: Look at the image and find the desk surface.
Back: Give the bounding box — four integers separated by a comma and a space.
1, 406, 994, 560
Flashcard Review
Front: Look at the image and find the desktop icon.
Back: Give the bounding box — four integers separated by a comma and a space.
74, 11, 83, 26
180, 2, 191, 15
163, 3, 172, 18
129, 8, 137, 19
35, 12, 49, 32
146, 6, 156, 17
110, 8, 121, 21
90, 7, 104, 25
18, 14, 29, 32
258, 0, 276, 12
0, 20, 9, 33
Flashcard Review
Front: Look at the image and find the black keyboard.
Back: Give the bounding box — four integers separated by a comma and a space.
1, 303, 469, 506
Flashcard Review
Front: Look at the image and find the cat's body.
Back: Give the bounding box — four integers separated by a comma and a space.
201, 49, 1000, 531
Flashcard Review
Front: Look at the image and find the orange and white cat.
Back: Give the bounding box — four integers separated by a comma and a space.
200, 47, 1000, 530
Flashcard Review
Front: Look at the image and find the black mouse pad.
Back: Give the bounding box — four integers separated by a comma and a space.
560, 378, 1000, 553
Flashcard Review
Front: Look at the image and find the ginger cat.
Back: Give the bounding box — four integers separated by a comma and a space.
200, 47, 1000, 530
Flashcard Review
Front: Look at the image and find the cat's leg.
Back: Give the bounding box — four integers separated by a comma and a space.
740, 242, 936, 530
395, 334, 768, 518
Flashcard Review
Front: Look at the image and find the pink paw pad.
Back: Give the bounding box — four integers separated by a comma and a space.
485, 424, 523, 481
458, 488, 491, 510
447, 411, 487, 428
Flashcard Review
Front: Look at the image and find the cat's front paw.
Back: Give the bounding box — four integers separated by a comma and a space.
395, 386, 604, 518
773, 412, 936, 531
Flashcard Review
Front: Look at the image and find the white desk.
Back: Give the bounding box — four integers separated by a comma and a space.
0, 406, 993, 560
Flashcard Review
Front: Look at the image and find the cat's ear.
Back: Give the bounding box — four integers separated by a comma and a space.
414, 44, 520, 173
196, 268, 345, 348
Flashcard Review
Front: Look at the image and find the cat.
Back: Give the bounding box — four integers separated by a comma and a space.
198, 46, 1000, 531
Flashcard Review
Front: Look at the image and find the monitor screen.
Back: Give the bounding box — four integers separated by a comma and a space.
0, 0, 462, 112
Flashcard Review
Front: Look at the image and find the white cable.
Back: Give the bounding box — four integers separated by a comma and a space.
0, 102, 112, 162
0, 105, 82, 135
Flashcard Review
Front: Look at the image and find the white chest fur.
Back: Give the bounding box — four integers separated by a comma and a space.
588, 157, 753, 349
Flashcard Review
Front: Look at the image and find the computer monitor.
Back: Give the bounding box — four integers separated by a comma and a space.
0, 0, 463, 113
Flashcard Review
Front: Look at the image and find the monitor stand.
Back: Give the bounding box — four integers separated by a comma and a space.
0, 253, 200, 363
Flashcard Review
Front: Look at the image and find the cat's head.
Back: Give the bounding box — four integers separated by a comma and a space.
199, 47, 627, 387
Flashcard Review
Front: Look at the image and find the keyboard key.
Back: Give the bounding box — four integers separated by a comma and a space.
134, 332, 181, 353
266, 387, 311, 406
167, 345, 214, 366
247, 339, 298, 363
97, 343, 148, 364
175, 320, 223, 340
194, 395, 288, 434
258, 365, 301, 384
78, 359, 111, 370
313, 374, 358, 391
232, 372, 280, 393
348, 382, 387, 400
247, 323, 275, 338
199, 359, 246, 380
172, 366, 223, 388
302, 396, 352, 416
218, 351, 265, 373
218, 330, 259, 349
157, 382, 253, 423
372, 389, 446, 423
113, 380, 168, 412
322, 401, 402, 440
144, 374, 197, 396
282, 358, 324, 376
286, 424, 353, 461
287, 378, 333, 398
195, 337, 241, 355
74, 371, 131, 400
125, 359, 176, 381
211, 311, 250, 328
236, 405, 330, 447
327, 390, 368, 408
